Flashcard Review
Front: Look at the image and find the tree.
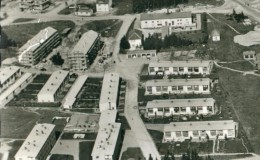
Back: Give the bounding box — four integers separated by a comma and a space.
120, 35, 130, 49
51, 52, 64, 65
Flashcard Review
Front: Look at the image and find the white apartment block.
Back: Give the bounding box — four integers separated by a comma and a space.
69, 30, 100, 70
99, 73, 120, 112
96, 0, 112, 12
146, 98, 216, 117
91, 122, 121, 160
99, 109, 118, 126
0, 66, 21, 93
62, 75, 88, 109
18, 27, 61, 66
163, 120, 238, 142
0, 73, 33, 108
37, 70, 69, 102
148, 60, 213, 75
15, 123, 56, 160
140, 12, 193, 29
145, 78, 211, 95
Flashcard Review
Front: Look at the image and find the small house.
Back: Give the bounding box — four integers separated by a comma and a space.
212, 29, 220, 41
243, 51, 255, 60
128, 29, 142, 50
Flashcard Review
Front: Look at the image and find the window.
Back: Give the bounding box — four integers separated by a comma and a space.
173, 67, 178, 72
158, 108, 163, 112
200, 130, 206, 136
162, 86, 168, 92
182, 131, 189, 137
164, 108, 170, 112
217, 130, 223, 136
158, 67, 163, 71
194, 67, 199, 72
191, 106, 196, 112
193, 85, 199, 91
203, 67, 208, 72
147, 86, 152, 92
156, 86, 162, 92
165, 131, 171, 137
172, 86, 177, 91
178, 86, 183, 91
180, 107, 186, 112
175, 131, 182, 137
210, 130, 216, 136
228, 129, 235, 136
187, 85, 193, 91
193, 130, 199, 137
197, 106, 203, 110
152, 21, 154, 23
145, 21, 148, 23
203, 85, 208, 91
164, 67, 169, 71
149, 67, 155, 72
179, 67, 184, 72
148, 109, 153, 113
188, 67, 193, 72
174, 107, 179, 113
207, 106, 213, 111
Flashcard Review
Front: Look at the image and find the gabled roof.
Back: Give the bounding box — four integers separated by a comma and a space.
140, 12, 192, 21
212, 29, 220, 36
128, 29, 142, 40
96, 0, 109, 4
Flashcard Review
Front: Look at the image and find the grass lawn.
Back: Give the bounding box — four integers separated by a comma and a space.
207, 14, 260, 62
12, 18, 35, 23
113, 0, 133, 15
49, 154, 74, 160
148, 129, 164, 144
79, 19, 123, 37
186, 0, 224, 6
218, 139, 248, 153
220, 61, 255, 71
0, 108, 71, 139
0, 48, 17, 61
217, 68, 260, 153
7, 140, 24, 160
121, 147, 145, 160
58, 6, 73, 15
79, 141, 94, 160
2, 21, 75, 47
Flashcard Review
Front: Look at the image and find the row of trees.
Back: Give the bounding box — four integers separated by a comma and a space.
132, 0, 188, 13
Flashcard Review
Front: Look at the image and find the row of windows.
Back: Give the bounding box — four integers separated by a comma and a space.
165, 129, 234, 138
147, 85, 209, 92
148, 106, 213, 113
149, 67, 208, 72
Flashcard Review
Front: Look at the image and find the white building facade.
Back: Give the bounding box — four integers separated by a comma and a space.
163, 120, 238, 142
0, 66, 21, 93
15, 123, 56, 160
96, 0, 111, 12
127, 50, 156, 59
145, 78, 211, 95
146, 98, 216, 117
140, 12, 193, 29
128, 29, 142, 50
148, 60, 213, 75
37, 70, 69, 102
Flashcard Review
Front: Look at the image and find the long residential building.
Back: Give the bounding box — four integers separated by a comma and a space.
37, 70, 69, 102
140, 12, 193, 29
18, 26, 61, 66
99, 73, 120, 112
0, 72, 33, 108
0, 66, 21, 93
62, 75, 88, 109
15, 123, 56, 160
91, 122, 121, 160
19, 0, 51, 11
69, 30, 100, 71
146, 98, 216, 117
148, 60, 213, 75
163, 120, 238, 142
145, 78, 211, 95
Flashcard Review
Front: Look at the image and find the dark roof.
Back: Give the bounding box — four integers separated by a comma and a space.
212, 29, 220, 36
128, 29, 142, 40
140, 12, 192, 21
96, 0, 109, 4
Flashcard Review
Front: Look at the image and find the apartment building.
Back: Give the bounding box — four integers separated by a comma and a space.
145, 78, 211, 95
37, 70, 69, 102
0, 66, 21, 93
96, 0, 112, 12
91, 122, 121, 160
146, 98, 216, 117
163, 120, 238, 142
0, 73, 33, 108
69, 30, 100, 70
62, 75, 88, 109
18, 27, 61, 66
19, 0, 50, 11
148, 60, 213, 75
99, 73, 120, 112
15, 123, 56, 160
140, 12, 193, 29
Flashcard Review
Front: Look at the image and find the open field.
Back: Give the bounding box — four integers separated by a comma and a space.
113, 0, 133, 15
79, 19, 123, 37
217, 68, 260, 153
220, 61, 255, 71
2, 21, 75, 47
0, 107, 71, 139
